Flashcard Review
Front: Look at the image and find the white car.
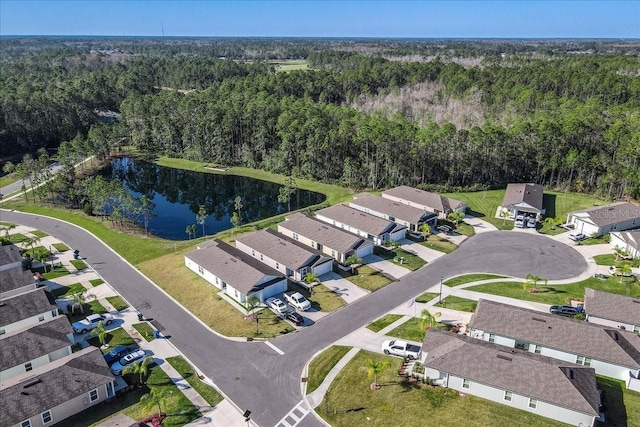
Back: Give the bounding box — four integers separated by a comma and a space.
527, 217, 536, 228
514, 215, 525, 228
72, 313, 114, 334
266, 297, 288, 314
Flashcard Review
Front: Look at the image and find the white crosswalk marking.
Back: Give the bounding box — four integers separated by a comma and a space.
275, 400, 310, 427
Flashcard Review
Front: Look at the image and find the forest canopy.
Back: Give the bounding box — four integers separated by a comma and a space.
1, 37, 639, 200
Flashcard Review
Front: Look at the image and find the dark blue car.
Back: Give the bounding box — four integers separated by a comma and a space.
104, 346, 133, 365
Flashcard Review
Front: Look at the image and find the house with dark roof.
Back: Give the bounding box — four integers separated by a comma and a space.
610, 230, 640, 259
0, 347, 115, 427
314, 204, 407, 246
0, 267, 38, 300
0, 288, 59, 335
0, 244, 24, 272
236, 228, 333, 282
349, 193, 437, 234
566, 202, 640, 237
584, 289, 640, 332
277, 213, 373, 264
0, 316, 73, 382
469, 299, 640, 389
382, 186, 467, 219
421, 330, 599, 427
185, 239, 287, 306
498, 183, 545, 220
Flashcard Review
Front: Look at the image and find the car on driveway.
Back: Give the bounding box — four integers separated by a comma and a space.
527, 217, 536, 228
104, 345, 137, 365
266, 297, 288, 315
568, 233, 587, 241
72, 313, 114, 334
550, 305, 582, 317
110, 349, 149, 375
514, 215, 525, 228
609, 265, 633, 277
437, 225, 452, 234
284, 311, 304, 326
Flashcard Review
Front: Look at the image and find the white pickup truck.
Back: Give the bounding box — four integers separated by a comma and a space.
382, 339, 421, 360
72, 313, 114, 334
284, 291, 311, 311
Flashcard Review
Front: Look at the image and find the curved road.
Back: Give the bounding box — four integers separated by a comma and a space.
1, 210, 587, 426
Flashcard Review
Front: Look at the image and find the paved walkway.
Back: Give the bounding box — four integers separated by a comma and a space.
306, 347, 360, 409
464, 215, 499, 234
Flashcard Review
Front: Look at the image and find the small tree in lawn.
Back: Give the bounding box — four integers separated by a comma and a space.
614, 247, 630, 262
196, 205, 208, 237
523, 274, 547, 293
70, 291, 96, 314
420, 309, 442, 338
231, 212, 241, 233
419, 223, 431, 239
617, 263, 633, 283
123, 356, 154, 387
543, 217, 556, 230
304, 271, 319, 294
245, 296, 261, 334
448, 211, 464, 226
365, 358, 390, 390
185, 224, 197, 240
345, 255, 363, 275
499, 209, 510, 225
90, 321, 108, 348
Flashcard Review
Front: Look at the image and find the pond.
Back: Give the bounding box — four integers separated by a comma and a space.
98, 157, 326, 240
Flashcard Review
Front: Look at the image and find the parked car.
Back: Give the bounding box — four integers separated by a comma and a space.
594, 273, 607, 280
514, 215, 525, 228
284, 311, 304, 326
568, 233, 587, 241
437, 225, 452, 234
284, 291, 311, 311
609, 265, 633, 277
266, 297, 288, 314
549, 305, 583, 317
72, 313, 114, 334
104, 345, 137, 365
110, 349, 148, 375
527, 217, 536, 228
381, 339, 421, 360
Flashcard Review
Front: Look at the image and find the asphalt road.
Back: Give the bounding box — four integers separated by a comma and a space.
1, 210, 587, 426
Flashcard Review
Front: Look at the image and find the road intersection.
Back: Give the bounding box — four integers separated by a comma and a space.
1, 210, 587, 426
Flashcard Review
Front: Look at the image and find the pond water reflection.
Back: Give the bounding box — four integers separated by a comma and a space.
99, 157, 326, 240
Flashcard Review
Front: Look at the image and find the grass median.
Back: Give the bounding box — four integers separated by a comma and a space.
166, 356, 224, 407
306, 345, 352, 394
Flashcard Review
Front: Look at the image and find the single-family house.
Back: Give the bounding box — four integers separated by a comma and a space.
349, 193, 437, 233
421, 329, 599, 427
498, 183, 545, 220
0, 288, 59, 335
0, 316, 73, 382
584, 288, 640, 332
314, 204, 407, 246
566, 202, 640, 237
382, 186, 467, 219
236, 229, 334, 282
0, 245, 24, 272
184, 239, 286, 305
610, 230, 640, 259
0, 267, 39, 300
0, 347, 116, 427
277, 213, 374, 264
469, 299, 640, 390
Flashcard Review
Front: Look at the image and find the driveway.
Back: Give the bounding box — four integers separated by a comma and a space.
398, 238, 444, 263
363, 253, 411, 279
319, 271, 368, 304
1, 210, 589, 427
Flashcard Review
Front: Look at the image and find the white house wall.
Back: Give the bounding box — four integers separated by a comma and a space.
312, 260, 333, 277
184, 258, 223, 291
2, 347, 71, 381
278, 226, 346, 263
610, 234, 640, 259
586, 315, 636, 332
2, 310, 59, 335
354, 243, 374, 259
568, 215, 639, 237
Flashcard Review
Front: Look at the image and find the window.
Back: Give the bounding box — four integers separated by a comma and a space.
41, 411, 53, 424
534, 345, 542, 354
488, 333, 495, 343
528, 398, 538, 409
634, 325, 640, 333
331, 250, 336, 258
25, 362, 33, 372
311, 241, 316, 248
38, 315, 45, 322
52, 309, 58, 317
462, 379, 470, 389
198, 266, 203, 274
293, 233, 299, 241
260, 254, 263, 261
275, 262, 279, 269
0, 328, 5, 335
106, 382, 114, 397
89, 388, 98, 402
514, 340, 528, 350
576, 356, 592, 366
21, 420, 31, 427
252, 250, 255, 257
504, 391, 513, 402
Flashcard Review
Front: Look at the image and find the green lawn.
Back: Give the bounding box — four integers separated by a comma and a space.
580, 234, 611, 245
366, 314, 403, 332
420, 235, 457, 254
415, 292, 440, 303
374, 246, 425, 271
594, 254, 615, 266
442, 189, 512, 230
306, 345, 352, 394
166, 356, 224, 407
434, 296, 477, 312
50, 282, 87, 298
52, 242, 70, 252
30, 230, 49, 238
88, 327, 136, 353
90, 278, 105, 287
106, 295, 129, 311
0, 174, 18, 188
341, 265, 394, 292
70, 259, 88, 270
444, 273, 507, 287
288, 281, 346, 313
133, 322, 157, 342
272, 59, 310, 72
67, 301, 108, 322
7, 232, 30, 243
598, 376, 640, 427
454, 221, 475, 236
41, 264, 70, 279
317, 350, 568, 427
387, 317, 426, 342
467, 276, 640, 305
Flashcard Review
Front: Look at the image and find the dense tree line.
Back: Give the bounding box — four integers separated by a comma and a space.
1, 38, 639, 201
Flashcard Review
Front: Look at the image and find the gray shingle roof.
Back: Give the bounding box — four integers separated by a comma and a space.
571, 202, 640, 228
584, 288, 640, 326
0, 288, 57, 328
236, 229, 332, 271
422, 329, 599, 415
469, 299, 640, 369
382, 186, 465, 213
0, 347, 113, 426
0, 267, 35, 295
185, 239, 284, 295
278, 214, 370, 253
0, 315, 72, 371
350, 193, 436, 224
501, 183, 544, 213
315, 204, 405, 236
0, 245, 23, 267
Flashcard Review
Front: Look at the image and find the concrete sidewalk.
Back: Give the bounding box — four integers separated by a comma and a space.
306, 347, 360, 409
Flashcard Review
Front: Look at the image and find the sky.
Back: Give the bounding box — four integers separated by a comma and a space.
1, 1, 638, 39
